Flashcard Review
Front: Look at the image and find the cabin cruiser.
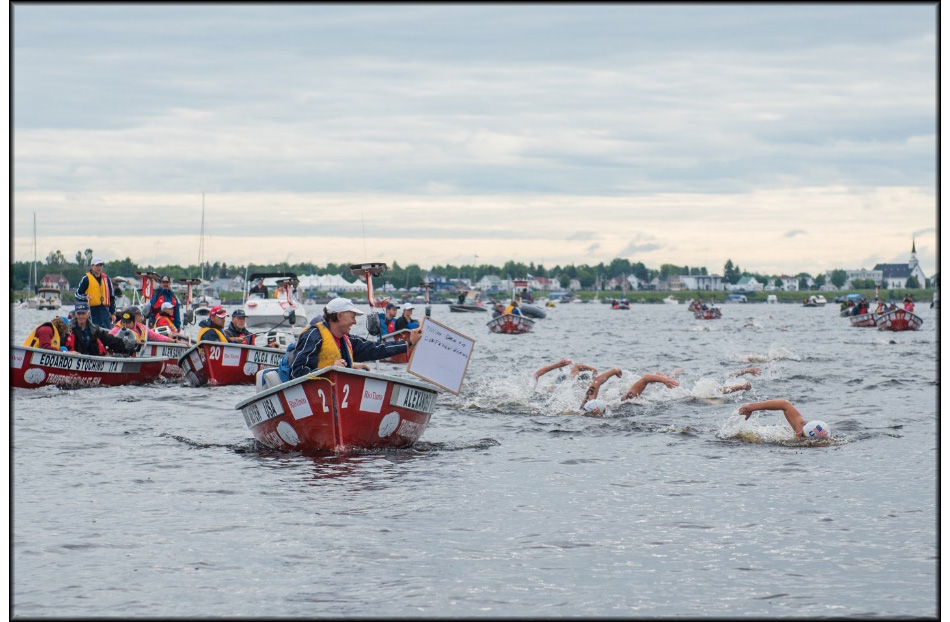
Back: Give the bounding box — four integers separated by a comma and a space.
242, 272, 308, 331
26, 287, 62, 310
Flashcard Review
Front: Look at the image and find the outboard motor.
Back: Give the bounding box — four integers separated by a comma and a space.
283, 309, 296, 325
183, 309, 195, 325
366, 311, 381, 336
425, 305, 431, 318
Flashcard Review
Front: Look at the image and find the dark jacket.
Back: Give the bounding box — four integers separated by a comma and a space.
224, 321, 255, 344
394, 316, 419, 331
67, 320, 132, 356
289, 320, 409, 380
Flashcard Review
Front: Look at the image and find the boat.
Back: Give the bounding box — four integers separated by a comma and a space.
27, 287, 62, 310
11, 345, 167, 388
519, 304, 546, 319
662, 295, 679, 305
612, 298, 630, 310
450, 290, 488, 312
545, 300, 557, 308
242, 272, 308, 331
802, 295, 827, 307
379, 329, 412, 363
177, 341, 286, 387
766, 294, 778, 304
875, 309, 923, 331
137, 340, 191, 378
236, 366, 440, 453
694, 308, 722, 320
848, 313, 878, 328
487, 313, 535, 334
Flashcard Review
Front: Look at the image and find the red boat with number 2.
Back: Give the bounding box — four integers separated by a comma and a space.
235, 367, 440, 453
11, 345, 167, 388
487, 314, 535, 334
178, 341, 286, 386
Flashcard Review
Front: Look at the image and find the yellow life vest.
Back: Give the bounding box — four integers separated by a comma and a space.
198, 325, 228, 341
85, 271, 111, 307
22, 323, 61, 349
504, 305, 515, 314
315, 321, 354, 369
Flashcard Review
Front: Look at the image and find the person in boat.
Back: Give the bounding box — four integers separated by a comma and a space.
66, 302, 136, 356
223, 308, 255, 344
492, 302, 506, 318
249, 279, 268, 297
23, 316, 71, 351
196, 306, 229, 341
903, 295, 915, 312
457, 291, 467, 305
147, 275, 181, 330
874, 298, 886, 314
287, 297, 423, 380
75, 256, 117, 329
394, 302, 419, 331
376, 302, 399, 337
738, 399, 831, 440
108, 308, 172, 346
153, 302, 180, 331
504, 300, 523, 316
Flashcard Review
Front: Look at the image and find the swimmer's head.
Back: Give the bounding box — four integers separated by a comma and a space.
801, 420, 831, 439
583, 399, 607, 416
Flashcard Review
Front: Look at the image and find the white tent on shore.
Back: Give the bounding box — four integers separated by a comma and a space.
298, 274, 363, 292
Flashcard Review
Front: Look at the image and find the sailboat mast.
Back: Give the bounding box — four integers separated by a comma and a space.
198, 193, 206, 281
31, 212, 37, 292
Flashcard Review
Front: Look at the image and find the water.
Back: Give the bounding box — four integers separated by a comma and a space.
11, 301, 939, 617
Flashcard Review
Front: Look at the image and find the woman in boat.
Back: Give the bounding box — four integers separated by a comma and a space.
66, 302, 136, 356
504, 300, 523, 316
738, 399, 831, 440
288, 297, 422, 380
903, 295, 915, 312
875, 298, 887, 314
23, 316, 71, 351
109, 308, 173, 345
197, 306, 229, 341
394, 303, 419, 331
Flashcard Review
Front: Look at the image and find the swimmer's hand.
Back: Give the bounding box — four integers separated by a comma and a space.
738, 404, 754, 419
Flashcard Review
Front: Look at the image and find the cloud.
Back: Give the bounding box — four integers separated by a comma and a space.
585, 243, 601, 255
783, 229, 808, 238
567, 231, 598, 241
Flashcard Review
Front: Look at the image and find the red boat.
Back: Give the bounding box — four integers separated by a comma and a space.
694, 308, 722, 320
11, 345, 167, 388
380, 329, 412, 363
235, 367, 440, 453
487, 314, 535, 334
875, 309, 923, 331
138, 341, 191, 378
848, 312, 878, 328
178, 341, 286, 386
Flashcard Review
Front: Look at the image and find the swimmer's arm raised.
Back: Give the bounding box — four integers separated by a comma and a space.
738, 399, 806, 436
534, 358, 572, 380
622, 373, 679, 401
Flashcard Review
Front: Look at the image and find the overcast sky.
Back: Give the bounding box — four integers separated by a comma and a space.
9, 4, 939, 278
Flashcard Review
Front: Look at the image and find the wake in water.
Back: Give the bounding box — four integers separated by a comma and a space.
733, 344, 802, 364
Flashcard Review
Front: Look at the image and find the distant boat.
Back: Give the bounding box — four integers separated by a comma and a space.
802, 295, 827, 307
848, 313, 878, 328
487, 313, 535, 334
26, 287, 62, 310
875, 309, 923, 331
766, 294, 778, 304
694, 308, 722, 320
662, 295, 679, 305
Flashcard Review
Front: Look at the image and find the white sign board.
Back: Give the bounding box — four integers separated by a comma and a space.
406, 317, 475, 394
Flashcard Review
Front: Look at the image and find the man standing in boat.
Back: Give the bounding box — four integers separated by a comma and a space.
75, 257, 117, 329
249, 279, 268, 297
147, 275, 181, 330
288, 297, 422, 380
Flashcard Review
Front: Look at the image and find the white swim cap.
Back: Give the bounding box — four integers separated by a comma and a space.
802, 420, 830, 439
583, 399, 607, 415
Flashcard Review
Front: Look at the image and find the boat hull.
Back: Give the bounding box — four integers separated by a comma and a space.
235, 367, 439, 453
848, 313, 878, 328
178, 341, 285, 386
11, 346, 166, 388
875, 309, 923, 331
380, 329, 411, 363
487, 314, 535, 334
139, 341, 191, 378
449, 304, 487, 313
519, 304, 546, 319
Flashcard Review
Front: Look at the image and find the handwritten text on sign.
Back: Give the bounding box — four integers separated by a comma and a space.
407, 317, 475, 394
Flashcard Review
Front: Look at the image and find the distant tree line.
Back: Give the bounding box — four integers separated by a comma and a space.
9, 250, 929, 294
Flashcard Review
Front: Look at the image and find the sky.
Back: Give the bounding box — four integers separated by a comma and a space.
6, 3, 941, 279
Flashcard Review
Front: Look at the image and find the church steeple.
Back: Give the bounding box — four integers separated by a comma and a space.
909, 238, 919, 270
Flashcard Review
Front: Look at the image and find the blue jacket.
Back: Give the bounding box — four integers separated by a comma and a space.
288, 320, 409, 380
148, 287, 181, 329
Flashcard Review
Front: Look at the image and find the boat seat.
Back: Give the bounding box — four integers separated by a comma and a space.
255, 368, 282, 392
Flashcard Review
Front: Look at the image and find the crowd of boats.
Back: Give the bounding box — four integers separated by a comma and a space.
14, 262, 927, 455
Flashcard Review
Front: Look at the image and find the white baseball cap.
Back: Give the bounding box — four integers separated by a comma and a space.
326, 297, 365, 315
401, 302, 415, 311
91, 256, 104, 265
161, 302, 174, 310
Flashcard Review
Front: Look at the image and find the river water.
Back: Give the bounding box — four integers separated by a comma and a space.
11, 301, 939, 618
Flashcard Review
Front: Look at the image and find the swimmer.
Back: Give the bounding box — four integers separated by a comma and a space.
728, 367, 761, 378
621, 372, 680, 401
738, 399, 830, 439
580, 368, 622, 415
532, 358, 598, 389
